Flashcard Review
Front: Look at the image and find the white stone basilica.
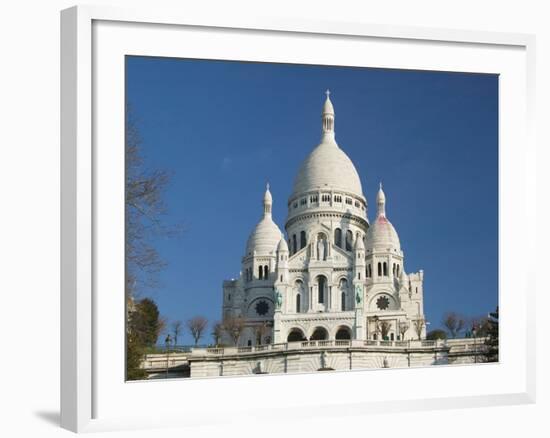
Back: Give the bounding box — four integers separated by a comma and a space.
221, 92, 426, 347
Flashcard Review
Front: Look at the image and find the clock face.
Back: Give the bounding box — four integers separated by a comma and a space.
255, 300, 269, 316
376, 296, 390, 310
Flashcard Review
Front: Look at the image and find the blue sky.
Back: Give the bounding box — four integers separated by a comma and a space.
126, 56, 498, 345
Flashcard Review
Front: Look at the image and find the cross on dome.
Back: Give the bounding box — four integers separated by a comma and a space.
325, 89, 331, 98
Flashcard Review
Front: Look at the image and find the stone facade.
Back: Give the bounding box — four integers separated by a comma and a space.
221, 92, 427, 350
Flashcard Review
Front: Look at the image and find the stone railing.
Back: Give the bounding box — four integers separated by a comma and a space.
189, 339, 447, 357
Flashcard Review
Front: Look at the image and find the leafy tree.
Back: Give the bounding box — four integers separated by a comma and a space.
126, 297, 164, 380
129, 298, 163, 347
426, 329, 447, 340
126, 330, 147, 380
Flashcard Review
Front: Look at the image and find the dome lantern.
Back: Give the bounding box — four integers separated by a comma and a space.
322, 89, 335, 140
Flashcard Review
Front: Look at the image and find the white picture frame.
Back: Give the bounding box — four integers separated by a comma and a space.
60, 5, 536, 433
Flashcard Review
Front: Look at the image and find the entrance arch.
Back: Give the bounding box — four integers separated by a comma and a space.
310, 327, 329, 341
287, 328, 306, 342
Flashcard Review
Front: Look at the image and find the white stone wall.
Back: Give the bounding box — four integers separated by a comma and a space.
188, 342, 448, 378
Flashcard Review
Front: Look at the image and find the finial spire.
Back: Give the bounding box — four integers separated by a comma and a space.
325, 89, 331, 98
376, 182, 386, 217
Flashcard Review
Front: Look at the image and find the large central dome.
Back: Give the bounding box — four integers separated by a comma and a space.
291, 92, 364, 199
291, 139, 363, 197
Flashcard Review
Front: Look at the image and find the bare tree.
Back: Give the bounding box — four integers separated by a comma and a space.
211, 321, 224, 347
254, 322, 270, 345
186, 316, 208, 346
223, 316, 245, 346
378, 321, 392, 340
470, 315, 490, 337
442, 312, 466, 338
125, 106, 185, 304
398, 321, 409, 341
171, 320, 183, 346
413, 317, 425, 340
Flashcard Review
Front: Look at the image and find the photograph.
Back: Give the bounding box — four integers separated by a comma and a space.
124, 56, 499, 380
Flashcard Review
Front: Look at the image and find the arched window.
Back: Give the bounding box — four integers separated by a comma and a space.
318, 276, 326, 303
335, 327, 351, 340
383, 262, 388, 276
396, 265, 400, 276
369, 264, 372, 278
263, 265, 269, 279
287, 328, 305, 342
390, 333, 395, 341
393, 263, 396, 276
377, 262, 382, 277
296, 294, 301, 313
300, 231, 306, 249
292, 234, 297, 254
334, 228, 342, 248
341, 292, 346, 311
258, 265, 263, 280
345, 230, 353, 251
373, 333, 377, 340
310, 327, 328, 341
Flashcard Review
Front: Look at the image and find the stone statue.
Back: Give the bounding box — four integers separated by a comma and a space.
316, 235, 328, 261
275, 289, 283, 309
320, 351, 327, 369
355, 284, 362, 304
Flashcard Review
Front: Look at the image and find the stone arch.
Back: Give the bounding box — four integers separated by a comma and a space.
315, 274, 328, 304
287, 327, 306, 342
309, 326, 329, 341
334, 325, 352, 340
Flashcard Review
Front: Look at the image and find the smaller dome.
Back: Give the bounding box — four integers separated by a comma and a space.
277, 237, 289, 252
246, 218, 282, 256
365, 216, 401, 251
